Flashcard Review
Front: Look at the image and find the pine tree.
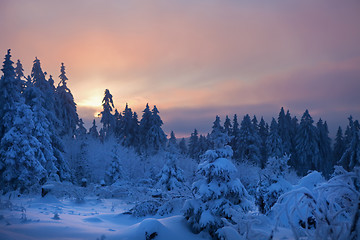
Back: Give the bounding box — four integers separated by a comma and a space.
0, 103, 48, 193
188, 129, 199, 160
333, 126, 345, 164
147, 105, 167, 153
339, 117, 360, 171
237, 114, 261, 165
230, 114, 240, 159
278, 107, 292, 154
99, 89, 115, 138
15, 59, 25, 91
168, 131, 178, 153
317, 119, 332, 174
139, 103, 152, 151
266, 118, 284, 158
184, 129, 251, 238
156, 153, 185, 191
0, 50, 22, 139
119, 103, 135, 147
223, 115, 232, 136
88, 119, 99, 139
295, 110, 320, 175
56, 63, 78, 136
105, 147, 123, 185
179, 138, 188, 155
258, 117, 268, 168
75, 119, 87, 139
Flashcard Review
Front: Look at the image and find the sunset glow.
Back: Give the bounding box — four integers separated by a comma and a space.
1, 0, 360, 136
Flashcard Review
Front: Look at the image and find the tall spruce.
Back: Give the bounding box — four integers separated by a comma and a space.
238, 114, 261, 165
295, 110, 320, 175
339, 117, 360, 171
317, 119, 332, 174
100, 89, 115, 138
333, 126, 345, 164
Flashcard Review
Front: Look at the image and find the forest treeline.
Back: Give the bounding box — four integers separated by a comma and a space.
0, 49, 359, 193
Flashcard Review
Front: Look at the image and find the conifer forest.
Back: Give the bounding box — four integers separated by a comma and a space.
0, 49, 359, 240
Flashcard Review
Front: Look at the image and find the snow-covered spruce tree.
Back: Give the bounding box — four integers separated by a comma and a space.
333, 126, 345, 165
183, 128, 252, 239
144, 105, 167, 154
179, 137, 188, 155
75, 119, 87, 139
188, 129, 200, 160
317, 119, 332, 175
99, 89, 115, 139
15, 59, 25, 91
139, 103, 152, 152
105, 147, 123, 185
340, 117, 360, 171
266, 118, 284, 158
56, 63, 79, 137
256, 155, 291, 214
258, 117, 269, 168
118, 103, 138, 147
223, 115, 232, 136
295, 110, 321, 175
167, 131, 179, 152
230, 114, 240, 159
0, 102, 48, 193
25, 57, 70, 181
237, 114, 261, 166
0, 50, 22, 140
156, 153, 185, 191
88, 119, 99, 139
277, 107, 292, 155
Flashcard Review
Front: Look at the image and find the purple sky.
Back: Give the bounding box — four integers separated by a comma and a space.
1, 0, 360, 137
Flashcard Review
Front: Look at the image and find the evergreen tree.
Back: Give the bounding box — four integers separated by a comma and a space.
317, 119, 332, 174
88, 119, 99, 139
119, 103, 135, 147
15, 59, 25, 91
139, 103, 152, 151
145, 105, 167, 153
230, 114, 240, 159
105, 148, 123, 185
99, 89, 114, 137
339, 117, 360, 171
258, 117, 268, 168
223, 115, 232, 136
237, 114, 261, 165
0, 103, 48, 193
184, 130, 251, 238
168, 131, 178, 152
266, 118, 284, 158
333, 126, 345, 164
0, 50, 22, 139
156, 153, 185, 191
188, 129, 199, 160
278, 107, 292, 154
75, 119, 87, 139
56, 63, 78, 136
295, 110, 320, 175
179, 137, 188, 155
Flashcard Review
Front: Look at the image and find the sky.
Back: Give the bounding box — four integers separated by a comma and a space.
1, 0, 360, 137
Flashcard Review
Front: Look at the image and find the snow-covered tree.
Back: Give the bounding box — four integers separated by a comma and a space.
139, 103, 152, 151
223, 115, 232, 136
56, 63, 78, 136
237, 114, 261, 165
99, 89, 115, 138
188, 129, 199, 160
184, 129, 252, 238
317, 119, 332, 175
256, 155, 291, 214
105, 147, 123, 185
156, 153, 185, 191
167, 131, 179, 153
266, 118, 284, 158
75, 118, 87, 139
258, 117, 269, 168
179, 137, 188, 155
0, 49, 22, 139
333, 126, 345, 164
230, 114, 240, 159
146, 105, 167, 153
0, 103, 47, 193
278, 107, 292, 154
340, 117, 360, 171
88, 119, 99, 139
295, 110, 321, 175
15, 59, 25, 91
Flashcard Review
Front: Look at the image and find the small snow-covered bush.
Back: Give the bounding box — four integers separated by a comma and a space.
129, 200, 161, 217
271, 167, 360, 240
156, 153, 185, 191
